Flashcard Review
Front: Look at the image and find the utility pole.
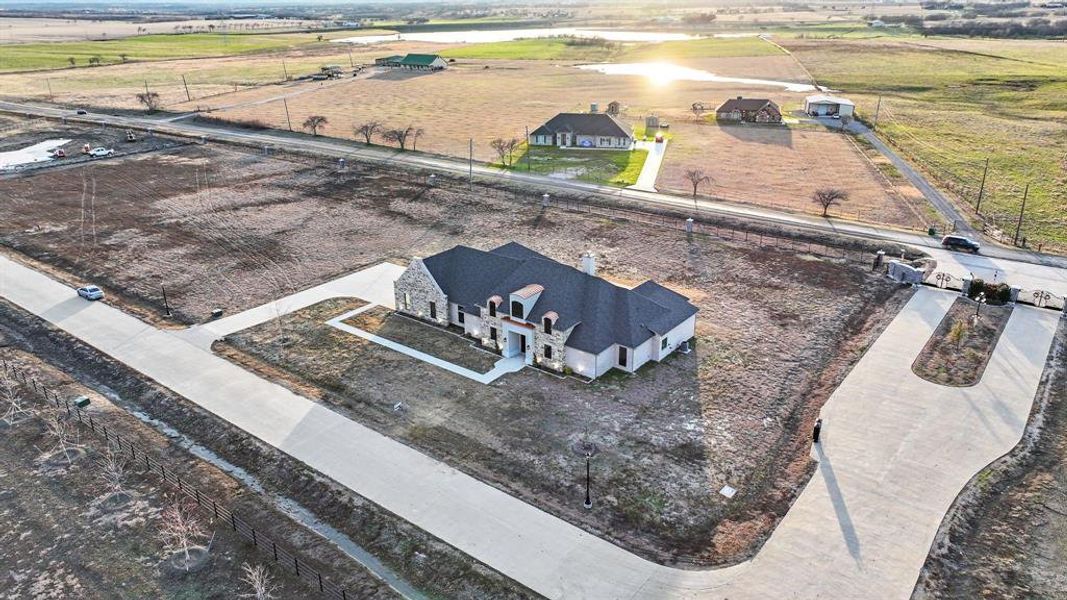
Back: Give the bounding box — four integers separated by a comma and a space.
872, 95, 882, 130
180, 74, 192, 102
348, 49, 354, 68
161, 283, 172, 317
282, 60, 289, 81
525, 125, 531, 172
468, 138, 473, 191
1013, 182, 1029, 246
975, 156, 989, 214
283, 99, 293, 132
144, 79, 150, 95
46, 78, 54, 101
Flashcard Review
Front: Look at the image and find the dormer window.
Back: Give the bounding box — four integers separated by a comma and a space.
489, 302, 497, 317
511, 300, 524, 320
543, 317, 553, 334
542, 311, 558, 334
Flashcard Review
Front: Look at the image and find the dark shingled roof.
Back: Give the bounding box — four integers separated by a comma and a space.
419, 242, 697, 354
715, 97, 780, 113
530, 112, 632, 139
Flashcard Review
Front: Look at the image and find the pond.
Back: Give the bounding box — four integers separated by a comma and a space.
334, 28, 699, 45
576, 62, 817, 91
0, 138, 70, 169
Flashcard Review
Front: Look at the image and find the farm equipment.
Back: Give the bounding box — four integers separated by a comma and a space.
125, 130, 137, 142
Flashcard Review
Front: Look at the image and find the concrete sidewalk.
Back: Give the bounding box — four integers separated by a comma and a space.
1, 253, 1059, 599
327, 305, 525, 384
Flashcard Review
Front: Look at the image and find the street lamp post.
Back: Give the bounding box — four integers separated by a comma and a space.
584, 456, 592, 509
974, 291, 986, 319
161, 282, 172, 317
573, 439, 599, 510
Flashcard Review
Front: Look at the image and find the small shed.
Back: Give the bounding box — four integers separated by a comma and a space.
804, 94, 856, 118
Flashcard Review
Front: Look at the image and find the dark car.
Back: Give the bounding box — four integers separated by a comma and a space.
76, 109, 88, 115
941, 235, 981, 253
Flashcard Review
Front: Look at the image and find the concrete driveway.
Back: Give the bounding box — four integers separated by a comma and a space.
2, 251, 1060, 599
628, 139, 667, 192
175, 261, 404, 349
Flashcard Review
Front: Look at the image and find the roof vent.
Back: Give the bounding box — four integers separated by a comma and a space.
590, 102, 598, 113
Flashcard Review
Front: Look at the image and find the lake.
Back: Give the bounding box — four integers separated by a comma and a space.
334, 28, 699, 45
576, 62, 817, 92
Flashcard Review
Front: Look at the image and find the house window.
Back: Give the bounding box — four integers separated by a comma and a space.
544, 345, 553, 359
661, 337, 668, 351
543, 317, 553, 334
429, 302, 437, 320
599, 137, 610, 146
511, 300, 524, 320
458, 311, 465, 324
618, 346, 628, 367
490, 327, 497, 341
489, 301, 497, 317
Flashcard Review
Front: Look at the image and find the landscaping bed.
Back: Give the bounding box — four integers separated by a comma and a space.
341, 306, 500, 373
912, 298, 1013, 386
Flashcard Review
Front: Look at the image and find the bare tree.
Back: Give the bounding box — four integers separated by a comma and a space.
98, 442, 129, 493
67, 57, 76, 67
157, 500, 208, 570
119, 53, 129, 63
684, 169, 711, 200
811, 187, 849, 217
0, 376, 32, 425
302, 115, 328, 136
490, 137, 521, 167
41, 407, 79, 464
88, 55, 103, 67
136, 91, 161, 112
606, 100, 621, 116
411, 127, 425, 151
239, 562, 279, 600
354, 121, 381, 145
381, 125, 415, 150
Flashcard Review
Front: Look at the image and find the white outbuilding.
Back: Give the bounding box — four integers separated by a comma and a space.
803, 94, 856, 119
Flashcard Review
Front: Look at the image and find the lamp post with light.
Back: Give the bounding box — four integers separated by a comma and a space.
573, 439, 599, 510
974, 291, 986, 319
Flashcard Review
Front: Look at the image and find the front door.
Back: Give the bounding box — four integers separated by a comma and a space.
618, 346, 628, 367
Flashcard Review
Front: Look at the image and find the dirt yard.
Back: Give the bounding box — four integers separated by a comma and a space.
0, 134, 913, 566
914, 320, 1067, 599
217, 233, 911, 567
912, 299, 1012, 386
0, 347, 397, 599
1, 120, 188, 173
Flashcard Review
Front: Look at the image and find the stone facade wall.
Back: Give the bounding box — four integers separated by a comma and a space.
479, 303, 504, 351
393, 259, 449, 327
531, 321, 571, 372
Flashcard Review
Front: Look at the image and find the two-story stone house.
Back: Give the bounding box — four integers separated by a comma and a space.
393, 242, 698, 379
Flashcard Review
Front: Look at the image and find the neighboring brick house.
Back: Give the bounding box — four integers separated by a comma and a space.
715, 97, 782, 123
529, 109, 634, 150
393, 242, 698, 379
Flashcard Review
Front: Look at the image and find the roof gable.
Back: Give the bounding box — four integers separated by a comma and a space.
716, 97, 780, 113
400, 53, 444, 66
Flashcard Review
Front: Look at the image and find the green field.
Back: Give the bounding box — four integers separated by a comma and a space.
501, 146, 648, 187
787, 37, 1067, 248
0, 31, 389, 72
440, 35, 783, 62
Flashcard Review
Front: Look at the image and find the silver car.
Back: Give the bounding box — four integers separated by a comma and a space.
77, 285, 104, 301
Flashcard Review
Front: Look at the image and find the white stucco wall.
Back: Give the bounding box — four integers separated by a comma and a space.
631, 338, 654, 372
654, 315, 696, 361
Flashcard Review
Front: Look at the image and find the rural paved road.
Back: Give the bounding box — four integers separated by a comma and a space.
1, 253, 1061, 599
2, 100, 1064, 271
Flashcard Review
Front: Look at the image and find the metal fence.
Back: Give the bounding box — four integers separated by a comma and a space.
0, 359, 355, 600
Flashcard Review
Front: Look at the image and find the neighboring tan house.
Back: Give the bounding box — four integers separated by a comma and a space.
715, 97, 782, 123
529, 107, 634, 150
804, 94, 855, 118
375, 53, 448, 70
393, 242, 698, 379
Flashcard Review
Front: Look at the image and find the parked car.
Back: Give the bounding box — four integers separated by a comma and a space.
75, 109, 88, 115
77, 285, 104, 301
941, 235, 981, 253
88, 147, 114, 158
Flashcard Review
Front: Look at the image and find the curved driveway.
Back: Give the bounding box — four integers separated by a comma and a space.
1, 252, 1060, 599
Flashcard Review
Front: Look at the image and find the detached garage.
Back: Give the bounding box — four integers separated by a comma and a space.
804, 94, 855, 119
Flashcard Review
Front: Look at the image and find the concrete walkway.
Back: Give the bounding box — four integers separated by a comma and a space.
175, 262, 404, 349
1, 253, 1060, 599
327, 304, 525, 384
628, 139, 667, 192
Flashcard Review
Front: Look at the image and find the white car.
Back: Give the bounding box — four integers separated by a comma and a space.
88, 147, 114, 158
77, 285, 104, 301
